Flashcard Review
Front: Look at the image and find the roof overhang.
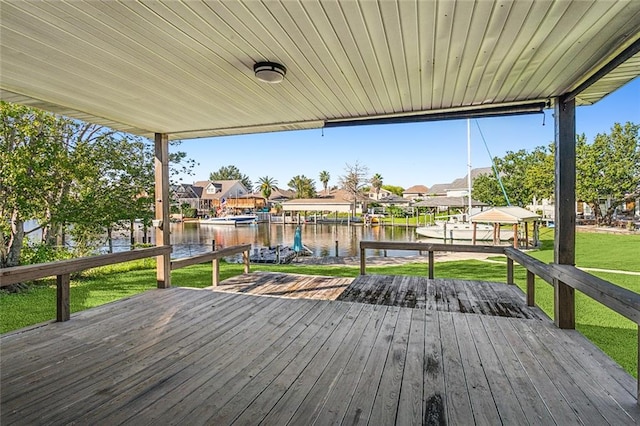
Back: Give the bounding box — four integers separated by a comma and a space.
1, 1, 639, 140
283, 199, 352, 213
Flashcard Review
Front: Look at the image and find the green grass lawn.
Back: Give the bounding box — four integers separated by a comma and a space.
530, 227, 640, 271
1, 229, 638, 378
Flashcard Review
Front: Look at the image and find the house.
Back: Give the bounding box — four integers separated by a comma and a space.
171, 183, 203, 214
402, 185, 429, 200
173, 180, 264, 216
368, 187, 394, 201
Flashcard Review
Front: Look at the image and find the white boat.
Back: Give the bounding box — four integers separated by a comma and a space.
416, 222, 512, 241
200, 214, 257, 225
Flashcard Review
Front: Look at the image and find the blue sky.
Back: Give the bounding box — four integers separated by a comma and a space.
172, 77, 639, 191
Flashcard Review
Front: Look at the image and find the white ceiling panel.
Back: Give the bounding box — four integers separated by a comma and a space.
1, 0, 639, 140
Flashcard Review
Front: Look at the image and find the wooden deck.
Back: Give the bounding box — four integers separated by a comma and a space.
2, 275, 639, 425
339, 275, 544, 319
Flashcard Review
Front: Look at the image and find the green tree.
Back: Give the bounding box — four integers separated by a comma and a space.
524, 144, 555, 202
256, 176, 278, 200
370, 173, 383, 199
0, 101, 195, 266
319, 170, 330, 194
288, 175, 316, 198
1, 102, 74, 267
471, 173, 504, 206
382, 185, 404, 196
577, 122, 640, 224
209, 165, 252, 189
473, 149, 542, 207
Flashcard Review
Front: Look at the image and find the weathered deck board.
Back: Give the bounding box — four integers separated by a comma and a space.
494, 315, 583, 425
214, 271, 352, 300
439, 312, 475, 424
77, 297, 319, 425
453, 313, 502, 424
465, 315, 529, 424
235, 302, 367, 425
396, 307, 426, 425
8, 292, 288, 425
480, 314, 558, 424
369, 307, 413, 425
423, 311, 447, 424
2, 276, 639, 425
341, 306, 402, 424
338, 275, 545, 319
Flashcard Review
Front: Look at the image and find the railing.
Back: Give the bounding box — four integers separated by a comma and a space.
359, 241, 506, 280
361, 240, 640, 403
170, 244, 251, 286
0, 246, 172, 322
503, 247, 640, 323
502, 247, 554, 306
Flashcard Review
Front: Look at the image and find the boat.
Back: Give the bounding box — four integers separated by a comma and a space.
416, 222, 511, 241
200, 214, 257, 226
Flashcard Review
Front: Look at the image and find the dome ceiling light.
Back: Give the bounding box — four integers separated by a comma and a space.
253, 61, 287, 84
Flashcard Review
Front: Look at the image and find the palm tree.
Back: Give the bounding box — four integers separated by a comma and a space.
288, 175, 316, 198
319, 170, 330, 194
256, 176, 277, 200
371, 173, 383, 200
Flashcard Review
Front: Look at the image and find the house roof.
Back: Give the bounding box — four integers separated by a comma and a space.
315, 188, 368, 202
403, 185, 429, 195
173, 183, 202, 199
470, 206, 541, 224
193, 181, 212, 188
413, 196, 488, 209
1, 1, 638, 140
427, 167, 493, 195
193, 180, 246, 200
375, 194, 411, 205
269, 187, 297, 201
448, 167, 494, 190
283, 198, 352, 205
426, 184, 450, 196
282, 197, 352, 213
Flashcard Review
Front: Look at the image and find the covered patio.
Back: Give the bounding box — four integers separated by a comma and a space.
1, 1, 640, 424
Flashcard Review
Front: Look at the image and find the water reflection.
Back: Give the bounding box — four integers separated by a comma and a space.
132, 222, 424, 258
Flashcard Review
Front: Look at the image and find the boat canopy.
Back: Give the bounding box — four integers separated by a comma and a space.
470, 207, 541, 224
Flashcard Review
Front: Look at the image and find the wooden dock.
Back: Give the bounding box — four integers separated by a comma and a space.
2, 275, 639, 425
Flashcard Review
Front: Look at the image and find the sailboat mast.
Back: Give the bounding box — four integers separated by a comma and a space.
467, 119, 472, 216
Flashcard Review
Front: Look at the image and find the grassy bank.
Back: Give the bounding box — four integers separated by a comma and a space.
1, 230, 638, 378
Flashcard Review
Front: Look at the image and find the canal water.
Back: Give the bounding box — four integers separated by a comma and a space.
132, 222, 426, 259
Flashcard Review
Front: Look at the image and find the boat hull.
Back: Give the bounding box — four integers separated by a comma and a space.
416, 223, 512, 241
200, 215, 257, 225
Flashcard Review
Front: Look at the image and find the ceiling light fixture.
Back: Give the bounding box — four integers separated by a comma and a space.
254, 61, 286, 83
